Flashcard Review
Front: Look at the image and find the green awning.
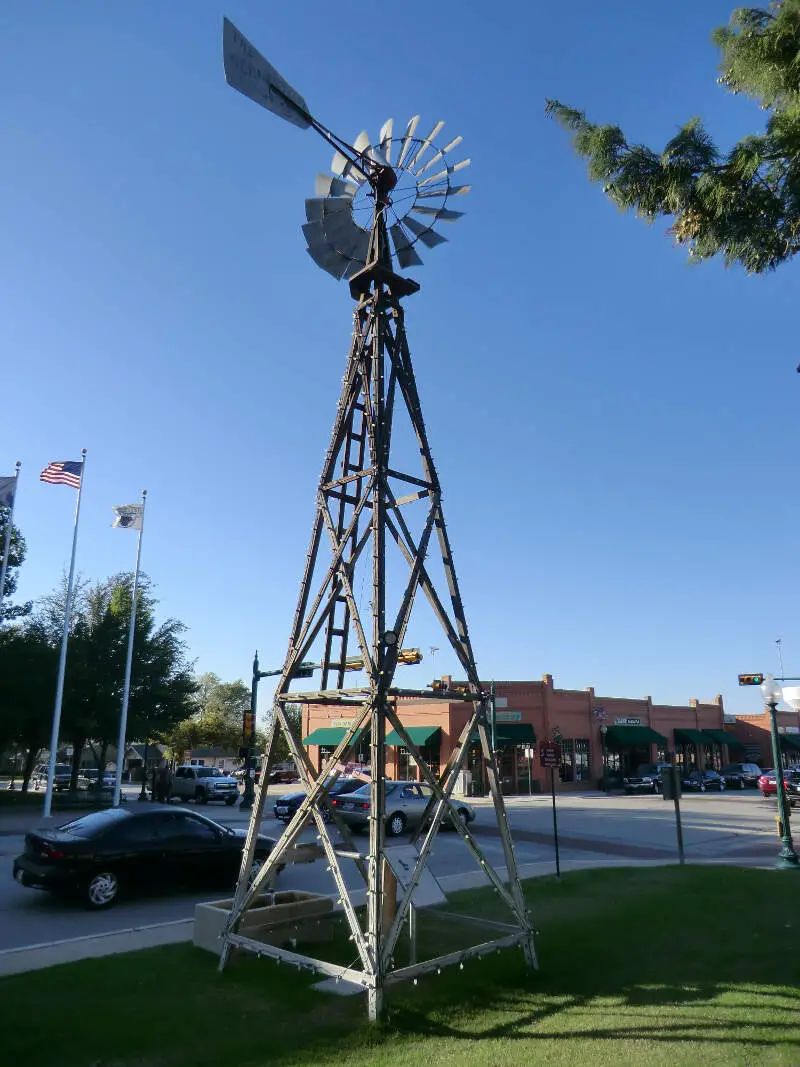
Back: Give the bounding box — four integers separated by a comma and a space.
703, 729, 743, 748
302, 727, 363, 747
605, 725, 667, 746
780, 734, 800, 750
386, 725, 441, 748
674, 729, 712, 746
468, 723, 536, 746
494, 723, 536, 746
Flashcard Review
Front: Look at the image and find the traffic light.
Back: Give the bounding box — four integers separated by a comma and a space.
243, 712, 255, 738
738, 673, 765, 686
396, 648, 423, 665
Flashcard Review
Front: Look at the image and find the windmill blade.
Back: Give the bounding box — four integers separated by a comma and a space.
223, 18, 311, 130
390, 223, 424, 269
396, 115, 421, 168
305, 198, 325, 223
406, 121, 445, 173
415, 135, 463, 177
411, 205, 464, 221
418, 158, 471, 188
402, 215, 449, 248
416, 184, 471, 199
315, 174, 359, 198
304, 242, 352, 280
379, 118, 393, 163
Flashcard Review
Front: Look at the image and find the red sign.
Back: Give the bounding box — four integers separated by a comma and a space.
539, 741, 562, 768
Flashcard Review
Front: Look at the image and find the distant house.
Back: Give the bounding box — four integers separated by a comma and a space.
124, 743, 167, 781
183, 747, 240, 772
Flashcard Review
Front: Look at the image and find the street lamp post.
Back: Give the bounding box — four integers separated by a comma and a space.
760, 674, 799, 869
240, 654, 318, 810
240, 652, 262, 812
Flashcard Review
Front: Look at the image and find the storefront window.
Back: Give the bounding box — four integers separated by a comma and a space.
657, 744, 667, 763
574, 739, 590, 782
705, 744, 721, 771
559, 740, 574, 783
604, 748, 621, 773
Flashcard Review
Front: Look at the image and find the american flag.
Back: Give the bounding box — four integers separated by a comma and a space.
40, 460, 83, 488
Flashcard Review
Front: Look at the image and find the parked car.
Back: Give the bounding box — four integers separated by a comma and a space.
273, 777, 364, 823
331, 780, 476, 837
786, 777, 800, 808
719, 763, 762, 789
12, 806, 279, 909
682, 770, 726, 793
78, 768, 117, 790
759, 768, 800, 797
622, 763, 673, 795
31, 763, 72, 792
170, 766, 240, 805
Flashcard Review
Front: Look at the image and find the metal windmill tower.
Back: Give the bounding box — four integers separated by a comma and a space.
218, 18, 536, 1020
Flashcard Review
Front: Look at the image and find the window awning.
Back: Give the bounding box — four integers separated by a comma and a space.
780, 734, 800, 750
386, 725, 441, 748
494, 723, 536, 746
468, 723, 536, 746
605, 725, 667, 746
703, 728, 743, 748
302, 727, 364, 747
674, 729, 712, 746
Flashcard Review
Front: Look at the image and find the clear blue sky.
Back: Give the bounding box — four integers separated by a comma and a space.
2, 1, 797, 717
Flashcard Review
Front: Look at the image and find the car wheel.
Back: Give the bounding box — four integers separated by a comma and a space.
225, 796, 237, 806
739, 779, 745, 790
85, 870, 120, 909
321, 807, 333, 823
699, 784, 706, 793
624, 788, 632, 795
719, 782, 725, 791
195, 788, 208, 804
387, 812, 407, 837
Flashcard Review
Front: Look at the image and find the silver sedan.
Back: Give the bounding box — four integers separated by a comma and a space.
330, 780, 476, 837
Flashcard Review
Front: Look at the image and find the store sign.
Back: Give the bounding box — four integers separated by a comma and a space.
331, 719, 354, 729
495, 711, 522, 722
778, 726, 800, 734
614, 717, 641, 726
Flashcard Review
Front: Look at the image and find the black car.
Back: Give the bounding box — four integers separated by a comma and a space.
719, 762, 762, 789
273, 777, 365, 822
622, 763, 673, 795
13, 806, 278, 909
682, 769, 726, 793
786, 778, 800, 808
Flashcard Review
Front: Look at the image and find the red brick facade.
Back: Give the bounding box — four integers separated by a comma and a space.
302, 674, 741, 793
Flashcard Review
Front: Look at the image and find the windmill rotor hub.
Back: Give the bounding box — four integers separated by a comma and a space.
371, 164, 397, 206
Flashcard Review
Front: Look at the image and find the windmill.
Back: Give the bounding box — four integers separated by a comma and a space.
218, 18, 536, 1020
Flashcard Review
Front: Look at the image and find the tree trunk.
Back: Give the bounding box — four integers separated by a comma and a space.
20, 745, 38, 793
69, 738, 85, 793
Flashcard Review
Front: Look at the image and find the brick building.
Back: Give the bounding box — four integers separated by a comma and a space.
301, 674, 742, 794
729, 709, 800, 771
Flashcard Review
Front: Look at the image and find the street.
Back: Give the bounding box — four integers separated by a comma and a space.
0, 787, 787, 954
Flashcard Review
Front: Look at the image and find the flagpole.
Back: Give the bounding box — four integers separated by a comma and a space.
0, 461, 21, 617
114, 490, 147, 808
44, 449, 87, 819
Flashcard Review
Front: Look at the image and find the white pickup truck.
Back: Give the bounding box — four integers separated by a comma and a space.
171, 765, 240, 805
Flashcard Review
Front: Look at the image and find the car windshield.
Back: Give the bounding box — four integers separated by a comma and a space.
195, 768, 223, 778
59, 808, 132, 837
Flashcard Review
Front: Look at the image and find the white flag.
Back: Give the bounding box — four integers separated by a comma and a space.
112, 504, 143, 530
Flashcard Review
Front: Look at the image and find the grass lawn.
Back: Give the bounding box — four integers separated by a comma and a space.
1, 866, 799, 1066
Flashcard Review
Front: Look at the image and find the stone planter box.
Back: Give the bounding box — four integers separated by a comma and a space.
194, 890, 335, 954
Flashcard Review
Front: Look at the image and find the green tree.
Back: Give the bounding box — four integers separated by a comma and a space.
60, 573, 196, 784
0, 504, 32, 622
0, 622, 58, 789
166, 673, 249, 760
546, 3, 800, 273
